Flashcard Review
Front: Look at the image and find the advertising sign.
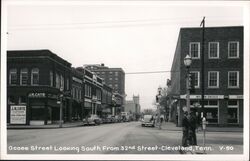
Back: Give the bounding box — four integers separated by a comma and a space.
10, 105, 26, 124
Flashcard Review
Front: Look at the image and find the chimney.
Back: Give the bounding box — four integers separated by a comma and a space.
101, 63, 105, 66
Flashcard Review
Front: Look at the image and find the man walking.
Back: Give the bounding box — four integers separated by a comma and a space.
182, 111, 190, 147
189, 111, 197, 145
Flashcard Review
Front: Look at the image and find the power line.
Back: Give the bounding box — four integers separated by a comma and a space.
126, 70, 179, 74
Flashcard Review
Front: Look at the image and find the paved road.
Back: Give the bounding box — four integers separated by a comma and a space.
7, 122, 181, 154
7, 121, 243, 154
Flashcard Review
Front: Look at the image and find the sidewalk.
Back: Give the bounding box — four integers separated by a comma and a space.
160, 121, 243, 132
7, 121, 84, 129
158, 122, 243, 155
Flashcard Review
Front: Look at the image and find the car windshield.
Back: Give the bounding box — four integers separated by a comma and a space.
143, 115, 153, 122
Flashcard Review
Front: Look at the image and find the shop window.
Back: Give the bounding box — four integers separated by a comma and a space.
228, 41, 239, 58
227, 100, 239, 124
228, 71, 239, 88
31, 68, 39, 85
209, 100, 218, 106
205, 108, 218, 123
9, 69, 17, 85
8, 96, 15, 104
20, 68, 28, 85
189, 42, 200, 59
19, 96, 27, 104
227, 108, 238, 124
30, 106, 44, 120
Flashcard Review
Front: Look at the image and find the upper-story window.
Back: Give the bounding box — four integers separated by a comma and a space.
60, 75, 64, 90
209, 42, 219, 59
228, 41, 239, 58
50, 71, 53, 87
31, 68, 39, 86
9, 69, 17, 85
66, 78, 69, 90
190, 71, 200, 88
20, 68, 28, 85
189, 42, 200, 59
56, 73, 60, 89
228, 71, 239, 88
208, 71, 219, 88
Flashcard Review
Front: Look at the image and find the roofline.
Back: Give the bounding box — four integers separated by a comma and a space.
180, 26, 243, 30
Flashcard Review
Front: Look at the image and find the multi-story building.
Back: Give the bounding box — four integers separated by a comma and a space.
84, 64, 126, 113
75, 67, 106, 118
7, 50, 72, 125
71, 67, 84, 121
102, 84, 113, 117
125, 95, 141, 120
168, 26, 243, 127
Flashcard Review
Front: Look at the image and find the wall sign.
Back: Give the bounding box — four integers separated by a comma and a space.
10, 105, 26, 124
28, 92, 46, 98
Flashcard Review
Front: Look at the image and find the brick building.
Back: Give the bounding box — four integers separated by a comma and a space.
7, 50, 72, 125
168, 26, 243, 127
84, 64, 126, 114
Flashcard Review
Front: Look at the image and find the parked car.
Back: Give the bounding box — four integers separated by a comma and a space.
83, 115, 102, 125
107, 115, 115, 123
141, 115, 155, 127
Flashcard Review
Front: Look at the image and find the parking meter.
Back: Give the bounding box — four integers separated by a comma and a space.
202, 117, 206, 130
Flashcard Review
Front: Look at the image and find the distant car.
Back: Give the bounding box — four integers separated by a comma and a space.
141, 115, 155, 127
83, 115, 102, 125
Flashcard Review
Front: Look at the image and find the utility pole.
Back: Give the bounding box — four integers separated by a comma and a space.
200, 16, 205, 118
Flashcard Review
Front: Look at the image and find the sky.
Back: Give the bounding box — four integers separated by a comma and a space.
6, 1, 245, 111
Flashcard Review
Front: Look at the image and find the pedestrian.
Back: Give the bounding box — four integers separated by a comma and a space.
182, 111, 190, 147
189, 111, 197, 145
176, 114, 178, 127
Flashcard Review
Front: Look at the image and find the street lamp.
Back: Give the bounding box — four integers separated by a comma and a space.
184, 54, 192, 114
59, 87, 63, 128
156, 86, 162, 130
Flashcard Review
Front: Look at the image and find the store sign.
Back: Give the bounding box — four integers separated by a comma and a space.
180, 95, 224, 99
28, 92, 46, 98
229, 95, 243, 99
10, 105, 26, 124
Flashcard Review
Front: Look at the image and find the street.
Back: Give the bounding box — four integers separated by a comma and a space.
7, 121, 243, 154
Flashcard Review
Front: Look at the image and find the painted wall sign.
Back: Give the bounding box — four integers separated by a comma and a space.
10, 105, 26, 124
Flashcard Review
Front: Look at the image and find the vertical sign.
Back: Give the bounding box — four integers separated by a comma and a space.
10, 105, 26, 124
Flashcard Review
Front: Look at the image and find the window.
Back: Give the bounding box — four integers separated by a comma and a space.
109, 78, 113, 81
115, 72, 119, 76
190, 71, 200, 88
189, 42, 200, 59
228, 41, 239, 58
208, 71, 219, 88
8, 96, 15, 104
9, 69, 17, 85
66, 78, 69, 90
31, 68, 39, 85
227, 100, 239, 124
60, 75, 64, 90
20, 68, 28, 85
56, 73, 60, 89
228, 71, 239, 88
209, 42, 219, 59
19, 96, 26, 104
50, 71, 53, 87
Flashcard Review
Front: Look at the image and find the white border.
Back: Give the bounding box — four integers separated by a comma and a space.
1, 0, 249, 161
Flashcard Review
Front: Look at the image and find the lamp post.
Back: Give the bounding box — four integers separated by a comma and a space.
184, 54, 192, 114
59, 87, 63, 128
156, 86, 162, 130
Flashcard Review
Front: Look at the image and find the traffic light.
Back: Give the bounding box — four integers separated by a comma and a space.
189, 73, 195, 93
